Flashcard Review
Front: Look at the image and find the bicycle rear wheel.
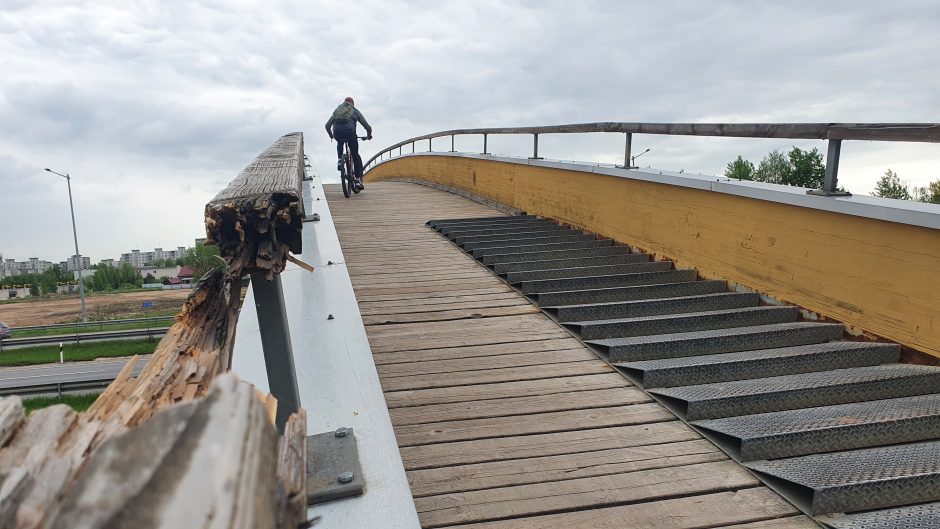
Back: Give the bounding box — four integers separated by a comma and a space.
340, 155, 352, 198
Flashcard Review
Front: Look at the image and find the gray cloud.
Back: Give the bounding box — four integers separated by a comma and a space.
1, 0, 938, 262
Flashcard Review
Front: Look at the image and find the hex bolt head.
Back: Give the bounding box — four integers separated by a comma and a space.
338, 471, 354, 484
334, 427, 349, 438
327, 314, 334, 320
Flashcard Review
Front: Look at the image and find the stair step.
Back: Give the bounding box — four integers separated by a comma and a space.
694, 392, 940, 462
745, 440, 940, 515
649, 364, 940, 420
481, 246, 629, 265
453, 228, 579, 245
429, 215, 537, 228
436, 218, 553, 234
533, 280, 728, 306
519, 269, 698, 294
617, 341, 900, 388
471, 239, 612, 258
551, 292, 759, 323
506, 261, 672, 284
443, 223, 568, 239
493, 253, 649, 274
589, 322, 845, 363
567, 306, 797, 340
816, 502, 940, 528
463, 233, 595, 251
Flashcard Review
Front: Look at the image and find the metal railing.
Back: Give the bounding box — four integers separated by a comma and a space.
363, 122, 940, 195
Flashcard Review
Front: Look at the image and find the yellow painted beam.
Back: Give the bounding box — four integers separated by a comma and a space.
368, 156, 940, 358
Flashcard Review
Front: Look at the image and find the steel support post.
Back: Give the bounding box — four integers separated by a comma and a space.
251, 272, 301, 432
623, 132, 633, 168
483, 133, 488, 155
451, 134, 455, 152
412, 141, 415, 153
531, 133, 542, 159
428, 138, 432, 152
808, 139, 851, 196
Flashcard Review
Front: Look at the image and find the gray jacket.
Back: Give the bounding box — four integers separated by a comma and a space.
325, 102, 372, 136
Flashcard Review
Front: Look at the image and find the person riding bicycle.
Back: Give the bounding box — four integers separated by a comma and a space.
325, 96, 372, 189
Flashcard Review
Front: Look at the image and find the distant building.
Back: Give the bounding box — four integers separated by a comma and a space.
119, 246, 188, 267
1, 257, 55, 277
65, 255, 91, 272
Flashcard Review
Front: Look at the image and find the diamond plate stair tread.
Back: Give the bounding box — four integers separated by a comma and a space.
590, 322, 845, 362
454, 228, 580, 244
506, 261, 673, 284
817, 502, 940, 529
649, 364, 940, 420
492, 253, 650, 274
471, 238, 613, 257
480, 245, 630, 264
430, 215, 540, 228
694, 393, 940, 461
534, 280, 728, 306
618, 341, 900, 388
443, 224, 569, 238
551, 292, 759, 322
520, 269, 698, 294
462, 233, 594, 251
568, 306, 799, 340
428, 214, 532, 225
745, 440, 940, 515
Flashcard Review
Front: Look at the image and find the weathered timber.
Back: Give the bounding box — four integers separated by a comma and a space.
205, 131, 305, 278
0, 133, 312, 529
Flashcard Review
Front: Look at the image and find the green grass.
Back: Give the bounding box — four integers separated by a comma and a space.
22, 392, 101, 414
0, 339, 157, 367
14, 319, 174, 339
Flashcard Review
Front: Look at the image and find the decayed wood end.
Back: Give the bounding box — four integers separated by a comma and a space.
45, 374, 281, 529
205, 132, 305, 279
277, 409, 308, 529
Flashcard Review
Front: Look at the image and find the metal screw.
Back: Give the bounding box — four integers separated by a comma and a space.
338, 471, 354, 483
327, 260, 333, 265
327, 314, 334, 320
334, 427, 349, 438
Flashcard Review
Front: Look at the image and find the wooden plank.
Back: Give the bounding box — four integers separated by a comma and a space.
438, 488, 801, 529
359, 297, 530, 316
355, 286, 511, 303
407, 439, 723, 497
363, 304, 540, 326
380, 361, 612, 392
369, 329, 570, 354
394, 403, 673, 446
400, 421, 697, 470
372, 338, 585, 365
377, 348, 596, 378
384, 373, 627, 408
389, 387, 650, 426
716, 517, 821, 528
416, 460, 759, 527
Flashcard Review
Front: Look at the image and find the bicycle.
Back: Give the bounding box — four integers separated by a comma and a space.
338, 136, 369, 198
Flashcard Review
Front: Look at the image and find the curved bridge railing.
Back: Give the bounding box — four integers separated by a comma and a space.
364, 122, 940, 195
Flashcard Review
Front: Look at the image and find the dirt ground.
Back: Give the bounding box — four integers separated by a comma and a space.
0, 290, 192, 327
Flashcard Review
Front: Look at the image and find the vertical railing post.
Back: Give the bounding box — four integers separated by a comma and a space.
623, 132, 633, 168
531, 133, 542, 159
399, 146, 402, 156
809, 138, 851, 196
251, 272, 301, 432
483, 133, 488, 155
450, 134, 455, 152
428, 138, 432, 152
412, 141, 415, 153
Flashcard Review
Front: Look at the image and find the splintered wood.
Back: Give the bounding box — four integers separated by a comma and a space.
0, 132, 309, 529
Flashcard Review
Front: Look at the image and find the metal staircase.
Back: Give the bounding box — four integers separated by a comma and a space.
428, 214, 940, 528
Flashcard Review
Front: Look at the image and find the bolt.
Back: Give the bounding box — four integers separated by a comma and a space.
327, 260, 334, 265
338, 471, 354, 484
327, 314, 334, 320
334, 427, 349, 438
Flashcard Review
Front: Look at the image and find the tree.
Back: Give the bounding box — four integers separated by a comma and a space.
143, 273, 157, 283
754, 149, 788, 184
724, 156, 755, 180
183, 243, 222, 280
913, 180, 940, 204
871, 169, 912, 200
783, 147, 825, 189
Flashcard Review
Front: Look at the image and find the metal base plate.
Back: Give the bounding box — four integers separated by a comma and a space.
307, 428, 365, 505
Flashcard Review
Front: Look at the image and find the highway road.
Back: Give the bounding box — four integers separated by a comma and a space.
0, 356, 149, 396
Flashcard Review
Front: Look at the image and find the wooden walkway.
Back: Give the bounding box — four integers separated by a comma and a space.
326, 181, 818, 529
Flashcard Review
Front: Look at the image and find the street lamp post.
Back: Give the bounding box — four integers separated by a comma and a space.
631, 148, 651, 169
45, 168, 88, 323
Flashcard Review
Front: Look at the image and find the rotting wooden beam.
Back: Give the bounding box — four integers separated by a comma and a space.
0, 133, 311, 529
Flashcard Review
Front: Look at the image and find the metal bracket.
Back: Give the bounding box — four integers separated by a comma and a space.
303, 213, 321, 223
307, 427, 365, 505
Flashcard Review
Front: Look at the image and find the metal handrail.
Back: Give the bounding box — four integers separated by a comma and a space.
363, 122, 940, 195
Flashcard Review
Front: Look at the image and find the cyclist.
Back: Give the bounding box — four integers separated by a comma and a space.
325, 96, 372, 190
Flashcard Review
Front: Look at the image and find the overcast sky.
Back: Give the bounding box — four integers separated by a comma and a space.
1, 0, 938, 263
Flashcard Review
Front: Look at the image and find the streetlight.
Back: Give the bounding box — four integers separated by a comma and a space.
44, 168, 88, 323
631, 148, 651, 169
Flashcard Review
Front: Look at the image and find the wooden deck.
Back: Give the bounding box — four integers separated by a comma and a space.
326, 181, 818, 529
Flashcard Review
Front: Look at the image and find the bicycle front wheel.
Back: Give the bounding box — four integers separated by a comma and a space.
341, 171, 352, 198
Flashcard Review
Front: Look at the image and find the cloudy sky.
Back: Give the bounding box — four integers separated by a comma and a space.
1, 0, 938, 263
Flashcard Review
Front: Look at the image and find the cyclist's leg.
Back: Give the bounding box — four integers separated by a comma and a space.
347, 138, 363, 181
335, 135, 345, 169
